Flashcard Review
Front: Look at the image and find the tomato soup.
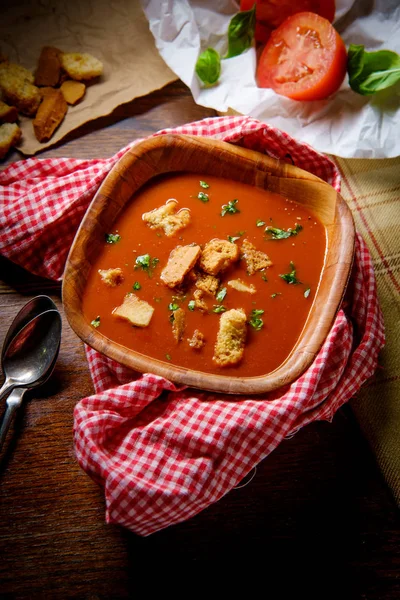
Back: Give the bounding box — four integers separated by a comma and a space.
82, 172, 326, 377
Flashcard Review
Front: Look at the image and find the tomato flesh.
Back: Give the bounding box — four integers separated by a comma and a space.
256, 12, 347, 101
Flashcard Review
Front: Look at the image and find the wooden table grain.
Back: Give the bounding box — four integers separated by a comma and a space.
1, 81, 399, 599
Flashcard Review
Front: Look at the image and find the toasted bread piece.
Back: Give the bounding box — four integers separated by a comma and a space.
0, 62, 41, 116
227, 278, 256, 294
142, 199, 191, 237
98, 267, 124, 287
60, 52, 103, 81
35, 46, 62, 87
33, 88, 67, 142
0, 122, 21, 159
193, 289, 208, 313
213, 308, 247, 367
160, 244, 201, 288
60, 80, 86, 105
187, 329, 205, 349
112, 294, 154, 327
199, 239, 240, 276
194, 271, 219, 296
171, 307, 186, 343
0, 100, 18, 123
241, 239, 272, 275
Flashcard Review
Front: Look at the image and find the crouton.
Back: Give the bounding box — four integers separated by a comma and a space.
194, 271, 219, 296
193, 289, 208, 313
241, 239, 272, 275
0, 100, 18, 123
227, 279, 256, 294
34, 46, 62, 87
160, 244, 201, 288
0, 62, 41, 116
0, 122, 21, 159
60, 80, 86, 105
187, 329, 205, 349
171, 307, 186, 343
112, 294, 154, 327
60, 52, 103, 81
33, 88, 67, 142
199, 239, 240, 276
98, 267, 124, 287
142, 200, 191, 237
213, 308, 247, 367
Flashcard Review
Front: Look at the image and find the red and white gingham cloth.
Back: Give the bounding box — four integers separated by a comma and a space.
0, 116, 385, 536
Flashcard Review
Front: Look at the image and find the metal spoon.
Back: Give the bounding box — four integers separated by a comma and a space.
0, 309, 61, 450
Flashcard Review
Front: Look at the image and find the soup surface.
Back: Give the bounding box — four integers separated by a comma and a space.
82, 172, 326, 377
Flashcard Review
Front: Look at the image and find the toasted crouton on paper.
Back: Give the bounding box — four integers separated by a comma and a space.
0, 61, 41, 116
142, 200, 191, 237
187, 329, 205, 349
33, 88, 67, 142
199, 239, 240, 276
213, 308, 247, 367
241, 239, 272, 275
160, 244, 201, 288
34, 46, 62, 87
171, 307, 186, 343
98, 268, 124, 287
227, 279, 256, 294
0, 122, 22, 159
60, 52, 103, 81
60, 80, 86, 105
0, 100, 18, 123
112, 294, 154, 327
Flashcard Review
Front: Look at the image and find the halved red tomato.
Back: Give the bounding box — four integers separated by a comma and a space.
240, 0, 335, 43
256, 12, 347, 101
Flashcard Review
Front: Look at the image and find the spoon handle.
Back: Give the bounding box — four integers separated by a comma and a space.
0, 378, 16, 403
0, 388, 26, 451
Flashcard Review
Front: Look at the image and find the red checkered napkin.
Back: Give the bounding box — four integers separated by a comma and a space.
0, 116, 385, 536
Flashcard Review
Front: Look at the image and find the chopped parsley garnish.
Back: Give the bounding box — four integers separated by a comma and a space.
134, 253, 159, 277
261, 273, 268, 282
304, 287, 311, 298
265, 223, 303, 240
188, 300, 196, 311
198, 191, 209, 202
249, 309, 264, 331
166, 354, 172, 361
105, 233, 121, 244
213, 305, 227, 313
168, 303, 179, 311
256, 219, 266, 227
280, 262, 302, 285
133, 282, 141, 290
91, 316, 101, 328
216, 287, 227, 302
221, 199, 240, 216
271, 292, 281, 299
200, 180, 209, 189
228, 235, 241, 243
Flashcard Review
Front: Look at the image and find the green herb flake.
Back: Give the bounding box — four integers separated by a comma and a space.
228, 235, 240, 243
213, 305, 227, 314
265, 223, 303, 240
168, 303, 179, 311
261, 273, 268, 282
216, 287, 227, 302
133, 282, 141, 291
280, 262, 302, 285
200, 180, 209, 189
105, 233, 121, 244
195, 47, 221, 86
226, 5, 256, 59
221, 199, 240, 216
188, 300, 196, 311
256, 219, 266, 227
347, 44, 400, 96
249, 308, 264, 331
91, 316, 101, 328
271, 292, 281, 299
166, 354, 172, 361
134, 254, 159, 277
304, 287, 311, 298
198, 191, 209, 202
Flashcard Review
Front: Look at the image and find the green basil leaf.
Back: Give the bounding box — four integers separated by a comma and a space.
226, 5, 256, 59
347, 44, 400, 95
195, 47, 221, 86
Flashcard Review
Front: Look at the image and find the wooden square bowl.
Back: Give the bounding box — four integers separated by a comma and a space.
62, 134, 355, 395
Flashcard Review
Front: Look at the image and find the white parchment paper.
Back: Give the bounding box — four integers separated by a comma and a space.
141, 0, 400, 158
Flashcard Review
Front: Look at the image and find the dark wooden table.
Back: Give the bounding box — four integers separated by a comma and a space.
1, 81, 399, 599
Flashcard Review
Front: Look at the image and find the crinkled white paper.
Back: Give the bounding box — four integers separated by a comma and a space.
141, 0, 400, 158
